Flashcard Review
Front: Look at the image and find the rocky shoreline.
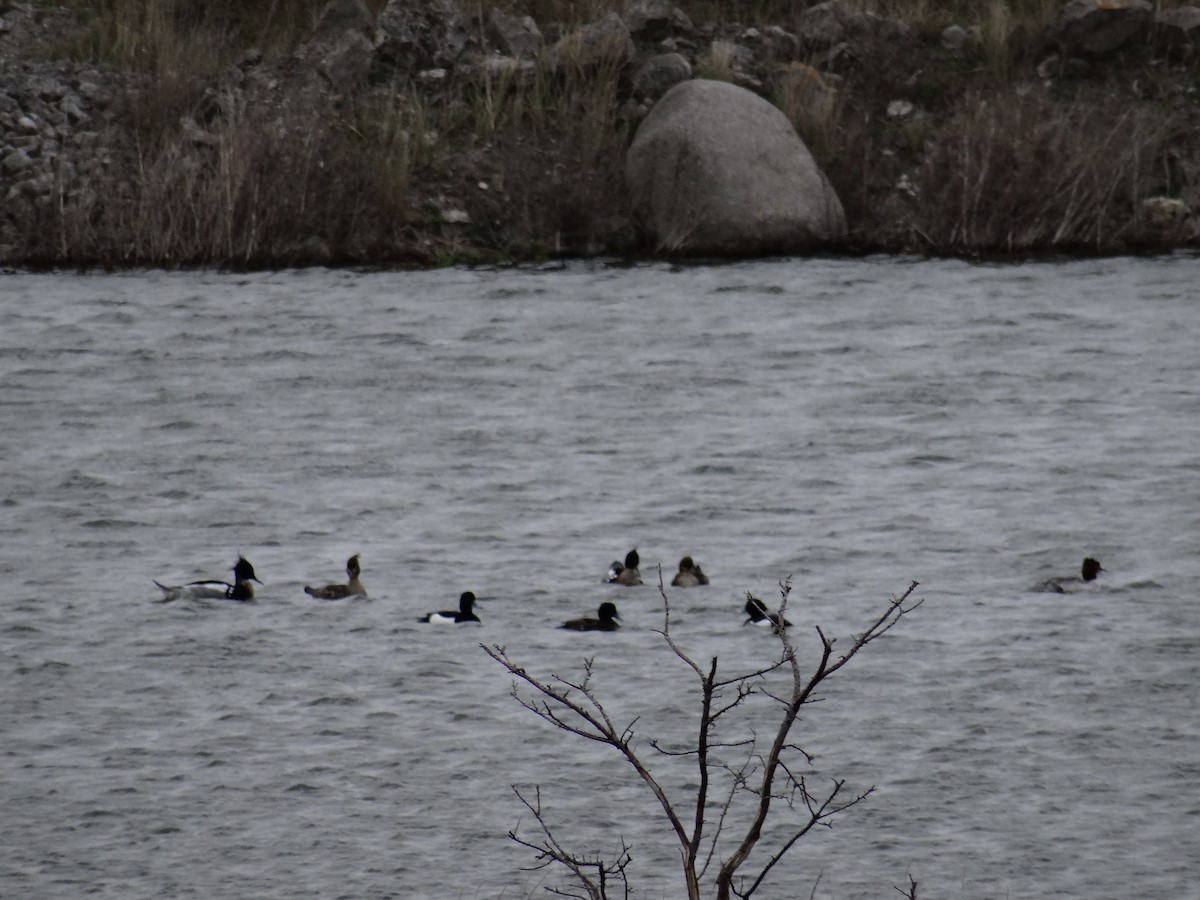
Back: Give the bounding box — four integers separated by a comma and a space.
3, 0, 1199, 268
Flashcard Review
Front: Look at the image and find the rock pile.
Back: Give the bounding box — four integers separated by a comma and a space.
0, 58, 125, 260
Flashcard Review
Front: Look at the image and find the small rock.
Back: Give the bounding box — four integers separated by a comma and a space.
672, 8, 695, 36
711, 40, 755, 72
942, 24, 970, 52
549, 12, 635, 72
887, 99, 914, 117
625, 0, 675, 41
1142, 195, 1190, 225
312, 0, 375, 41
30, 172, 56, 196
483, 8, 542, 57
319, 30, 376, 93
762, 25, 801, 60
17, 115, 39, 133
3, 148, 34, 174
60, 95, 89, 124
76, 81, 104, 104
376, 0, 469, 75
632, 52, 691, 102
417, 67, 448, 85
32, 77, 66, 102
443, 208, 470, 224
1049, 0, 1152, 57
295, 234, 333, 263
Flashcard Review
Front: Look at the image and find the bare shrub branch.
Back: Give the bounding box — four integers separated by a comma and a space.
509, 785, 632, 900
484, 578, 923, 899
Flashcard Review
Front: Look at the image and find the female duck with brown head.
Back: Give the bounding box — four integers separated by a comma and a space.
305, 554, 367, 599
671, 556, 709, 587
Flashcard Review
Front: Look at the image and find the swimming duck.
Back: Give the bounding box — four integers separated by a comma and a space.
561, 601, 621, 632
1036, 557, 1104, 593
671, 556, 709, 587
743, 594, 791, 632
420, 591, 480, 624
605, 549, 642, 586
154, 556, 260, 602
304, 554, 367, 599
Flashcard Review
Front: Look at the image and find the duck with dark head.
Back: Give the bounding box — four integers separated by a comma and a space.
671, 556, 709, 587
561, 602, 620, 632
154, 556, 261, 602
1036, 557, 1104, 593
743, 594, 791, 633
605, 548, 642, 586
421, 591, 480, 624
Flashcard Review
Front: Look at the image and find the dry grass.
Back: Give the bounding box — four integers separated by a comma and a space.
14, 0, 1199, 264
911, 93, 1181, 250
54, 0, 393, 72
23, 46, 632, 266
35, 94, 411, 267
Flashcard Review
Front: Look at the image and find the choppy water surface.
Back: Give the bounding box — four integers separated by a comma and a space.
2, 256, 1198, 899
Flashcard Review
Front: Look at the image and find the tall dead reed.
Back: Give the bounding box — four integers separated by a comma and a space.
910, 91, 1181, 251
40, 93, 415, 267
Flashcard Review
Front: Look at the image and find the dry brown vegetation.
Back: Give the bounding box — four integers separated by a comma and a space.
10, 0, 1200, 265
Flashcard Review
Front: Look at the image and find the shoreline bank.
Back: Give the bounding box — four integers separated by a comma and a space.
3, 0, 1199, 269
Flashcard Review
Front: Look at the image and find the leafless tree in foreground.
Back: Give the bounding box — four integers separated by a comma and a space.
483, 576, 923, 899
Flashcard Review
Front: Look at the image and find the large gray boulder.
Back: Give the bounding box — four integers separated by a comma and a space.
625, 79, 846, 255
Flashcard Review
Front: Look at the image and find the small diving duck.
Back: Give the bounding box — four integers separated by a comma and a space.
743, 594, 791, 632
1036, 557, 1104, 594
671, 556, 710, 587
304, 554, 367, 599
561, 601, 621, 632
154, 556, 260, 602
605, 548, 643, 586
420, 591, 480, 624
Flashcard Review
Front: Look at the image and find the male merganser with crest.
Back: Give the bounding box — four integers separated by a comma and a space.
154, 556, 260, 602
1036, 557, 1104, 593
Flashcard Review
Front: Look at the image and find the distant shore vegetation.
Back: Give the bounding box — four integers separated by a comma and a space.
5, 0, 1200, 267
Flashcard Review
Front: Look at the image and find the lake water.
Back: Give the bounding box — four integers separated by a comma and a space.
2, 256, 1198, 899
